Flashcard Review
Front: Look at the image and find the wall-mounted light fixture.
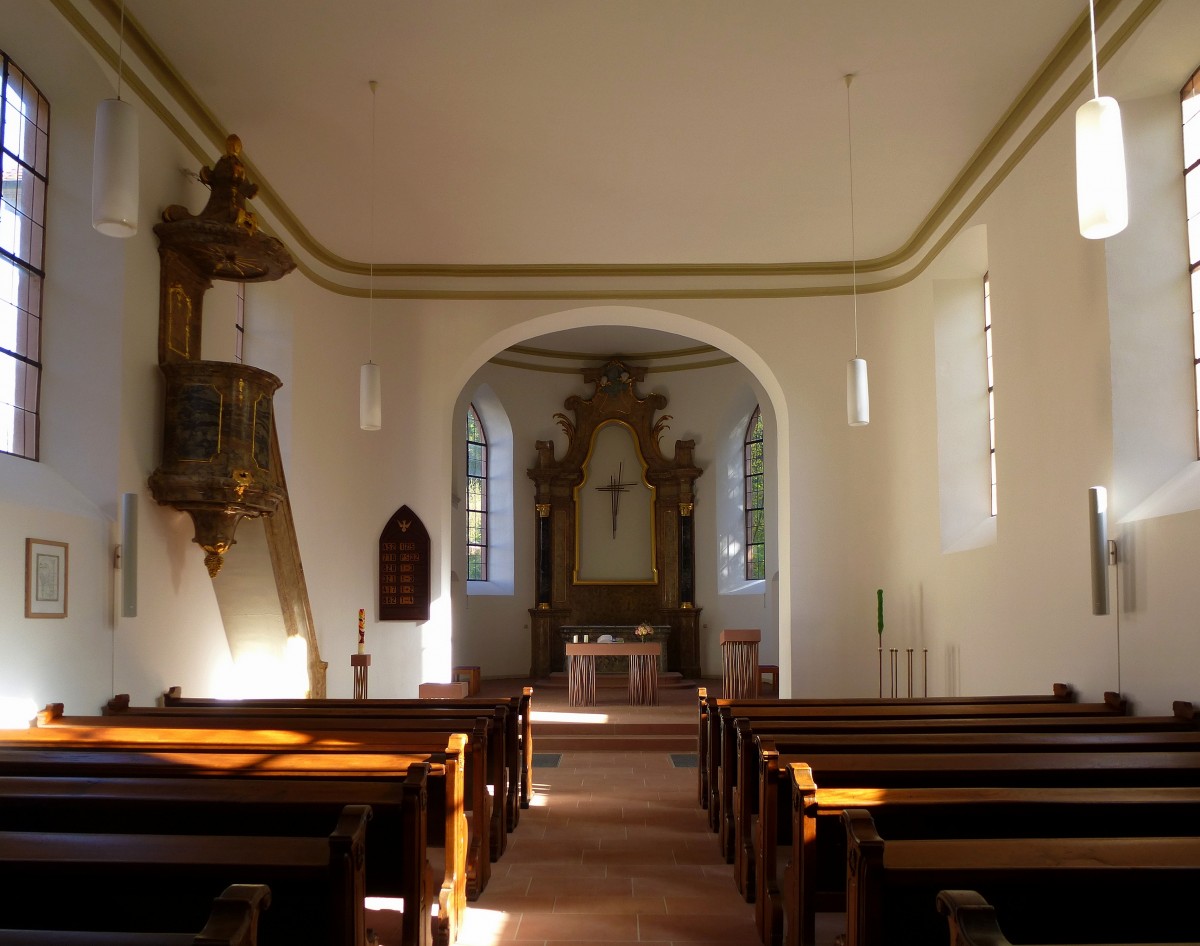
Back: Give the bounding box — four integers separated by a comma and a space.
1088, 485, 1113, 615
119, 491, 138, 617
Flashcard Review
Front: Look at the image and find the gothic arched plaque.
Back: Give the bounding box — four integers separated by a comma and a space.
379, 505, 431, 622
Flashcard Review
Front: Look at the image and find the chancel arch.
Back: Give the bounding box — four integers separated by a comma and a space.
448, 306, 787, 691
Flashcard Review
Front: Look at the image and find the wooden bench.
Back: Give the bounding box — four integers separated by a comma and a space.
751, 747, 1200, 946
735, 721, 1200, 902
0, 883, 270, 946
86, 698, 512, 862
708, 693, 1133, 859
844, 808, 1200, 946
789, 774, 1200, 946
935, 889, 1200, 946
698, 686, 1115, 826
0, 806, 370, 946
0, 769, 430, 946
24, 712, 494, 905
0, 740, 466, 946
158, 686, 535, 822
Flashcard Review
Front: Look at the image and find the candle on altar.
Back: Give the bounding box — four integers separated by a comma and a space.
358, 608, 365, 654
876, 589, 884, 637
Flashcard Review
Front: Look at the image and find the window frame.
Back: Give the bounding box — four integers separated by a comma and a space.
744, 405, 765, 581
1182, 66, 1200, 458
0, 50, 49, 461
465, 402, 488, 582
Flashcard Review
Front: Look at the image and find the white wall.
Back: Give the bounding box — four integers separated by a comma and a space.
4, 0, 1199, 713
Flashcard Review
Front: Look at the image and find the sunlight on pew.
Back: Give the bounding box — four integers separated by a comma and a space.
0, 696, 37, 728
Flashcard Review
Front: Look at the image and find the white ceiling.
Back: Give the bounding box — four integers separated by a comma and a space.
113, 0, 1116, 269
89, 1, 1200, 356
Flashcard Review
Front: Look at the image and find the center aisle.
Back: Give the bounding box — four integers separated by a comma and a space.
455, 747, 759, 945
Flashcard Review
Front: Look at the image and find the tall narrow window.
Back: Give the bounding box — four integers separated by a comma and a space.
744, 405, 765, 580
1182, 67, 1200, 456
984, 273, 997, 516
466, 403, 488, 581
0, 52, 49, 460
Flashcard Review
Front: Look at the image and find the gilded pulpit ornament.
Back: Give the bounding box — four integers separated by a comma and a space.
149, 134, 296, 576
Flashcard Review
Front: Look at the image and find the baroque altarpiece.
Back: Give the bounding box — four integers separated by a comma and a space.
526, 360, 703, 678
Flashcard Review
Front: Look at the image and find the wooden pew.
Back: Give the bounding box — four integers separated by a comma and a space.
22, 712, 493, 906
160, 686, 536, 821
790, 773, 1200, 946
62, 700, 509, 864
0, 806, 371, 946
752, 748, 1200, 946
701, 690, 1127, 831
710, 693, 1134, 862
844, 808, 1200, 946
734, 720, 1200, 900
694, 684, 1078, 808
935, 889, 1200, 946
0, 770, 430, 946
0, 740, 466, 946
0, 883, 271, 946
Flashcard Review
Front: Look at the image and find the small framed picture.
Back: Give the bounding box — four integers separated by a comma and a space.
25, 538, 68, 619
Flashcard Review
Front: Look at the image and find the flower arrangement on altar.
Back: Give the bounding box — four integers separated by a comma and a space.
635, 623, 654, 639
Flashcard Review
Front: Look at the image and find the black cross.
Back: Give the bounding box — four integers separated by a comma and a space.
595, 461, 639, 538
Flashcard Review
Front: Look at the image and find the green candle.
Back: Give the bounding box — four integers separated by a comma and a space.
877, 589, 884, 636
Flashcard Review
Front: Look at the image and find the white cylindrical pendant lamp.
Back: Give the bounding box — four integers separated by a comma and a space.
360, 361, 382, 431
1088, 486, 1110, 615
92, 98, 139, 237
1076, 96, 1127, 240
847, 357, 869, 427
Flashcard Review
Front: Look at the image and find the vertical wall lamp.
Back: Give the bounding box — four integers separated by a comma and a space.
119, 492, 138, 617
844, 74, 869, 427
359, 80, 383, 431
1088, 485, 1112, 615
92, 0, 138, 237
1076, 0, 1128, 239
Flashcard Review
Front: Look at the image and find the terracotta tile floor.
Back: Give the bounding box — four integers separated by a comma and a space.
454, 748, 759, 945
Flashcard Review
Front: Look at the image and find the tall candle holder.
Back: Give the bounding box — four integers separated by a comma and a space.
351, 653, 371, 699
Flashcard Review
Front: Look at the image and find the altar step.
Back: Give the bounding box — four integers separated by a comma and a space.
534, 720, 696, 752
541, 671, 692, 689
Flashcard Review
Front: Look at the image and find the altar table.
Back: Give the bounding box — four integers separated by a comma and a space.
565, 642, 662, 707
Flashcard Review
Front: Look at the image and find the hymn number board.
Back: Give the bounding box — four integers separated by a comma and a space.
378, 505, 431, 622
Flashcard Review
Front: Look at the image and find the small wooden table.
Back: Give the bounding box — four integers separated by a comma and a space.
565, 642, 662, 707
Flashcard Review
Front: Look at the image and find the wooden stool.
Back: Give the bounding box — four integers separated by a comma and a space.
759, 664, 779, 694
453, 665, 481, 696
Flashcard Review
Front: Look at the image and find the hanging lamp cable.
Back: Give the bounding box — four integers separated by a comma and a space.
845, 73, 859, 359
1087, 0, 1100, 100
116, 0, 127, 101
368, 79, 377, 363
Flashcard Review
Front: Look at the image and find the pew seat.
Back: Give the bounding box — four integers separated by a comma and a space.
0, 883, 270, 946
937, 889, 1200, 946
0, 807, 370, 946
844, 808, 1200, 946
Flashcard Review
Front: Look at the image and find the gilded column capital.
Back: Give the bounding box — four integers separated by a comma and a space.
678, 502, 694, 517
536, 503, 551, 518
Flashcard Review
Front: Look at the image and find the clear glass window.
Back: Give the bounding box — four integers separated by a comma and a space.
744, 405, 765, 580
466, 403, 488, 581
0, 52, 49, 460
